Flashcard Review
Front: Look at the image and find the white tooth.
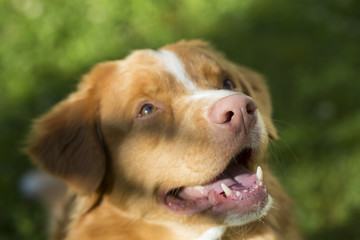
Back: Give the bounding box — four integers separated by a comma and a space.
236, 191, 241, 197
256, 166, 263, 181
221, 183, 232, 197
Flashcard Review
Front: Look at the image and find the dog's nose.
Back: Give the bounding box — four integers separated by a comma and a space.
208, 94, 258, 133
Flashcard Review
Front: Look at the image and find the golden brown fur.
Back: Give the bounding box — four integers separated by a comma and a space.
26, 40, 301, 240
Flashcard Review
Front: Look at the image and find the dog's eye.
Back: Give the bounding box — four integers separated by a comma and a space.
138, 104, 158, 117
222, 79, 236, 90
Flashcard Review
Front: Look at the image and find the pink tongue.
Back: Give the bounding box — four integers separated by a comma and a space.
164, 161, 267, 215
178, 162, 257, 199
204, 162, 256, 194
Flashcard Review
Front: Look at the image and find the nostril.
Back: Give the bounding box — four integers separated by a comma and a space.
208, 94, 258, 130
246, 101, 258, 115
225, 111, 234, 123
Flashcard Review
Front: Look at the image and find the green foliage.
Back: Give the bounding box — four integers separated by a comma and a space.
1, 0, 359, 239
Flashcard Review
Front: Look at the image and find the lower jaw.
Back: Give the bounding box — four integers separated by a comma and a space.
160, 168, 269, 216
209, 183, 269, 215
159, 188, 271, 228
218, 194, 272, 226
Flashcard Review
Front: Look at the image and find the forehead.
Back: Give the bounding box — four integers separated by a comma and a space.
121, 47, 226, 93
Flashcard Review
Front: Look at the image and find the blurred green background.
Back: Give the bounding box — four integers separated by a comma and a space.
1, 0, 360, 239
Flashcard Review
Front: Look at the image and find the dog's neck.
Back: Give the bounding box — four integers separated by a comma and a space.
195, 226, 226, 240
63, 195, 287, 240
63, 197, 226, 240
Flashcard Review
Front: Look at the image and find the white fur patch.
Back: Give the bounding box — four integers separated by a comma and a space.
195, 226, 226, 240
155, 50, 197, 91
190, 90, 244, 101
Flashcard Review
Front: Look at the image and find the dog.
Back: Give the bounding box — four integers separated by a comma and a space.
26, 40, 301, 240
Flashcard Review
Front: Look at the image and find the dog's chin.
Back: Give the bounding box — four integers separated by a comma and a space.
157, 148, 271, 226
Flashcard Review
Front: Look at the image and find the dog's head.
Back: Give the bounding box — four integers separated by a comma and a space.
27, 40, 278, 229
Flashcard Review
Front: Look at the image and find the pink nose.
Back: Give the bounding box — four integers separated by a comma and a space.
208, 94, 258, 133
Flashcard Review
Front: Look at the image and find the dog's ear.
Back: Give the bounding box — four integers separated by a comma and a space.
235, 66, 278, 140
25, 63, 116, 195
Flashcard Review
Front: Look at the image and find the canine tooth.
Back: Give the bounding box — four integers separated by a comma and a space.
256, 166, 263, 181
236, 191, 241, 197
221, 183, 232, 197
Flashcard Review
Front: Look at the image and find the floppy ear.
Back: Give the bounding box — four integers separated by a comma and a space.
235, 66, 278, 140
26, 71, 108, 195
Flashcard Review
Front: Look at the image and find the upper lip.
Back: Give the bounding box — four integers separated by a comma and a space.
170, 147, 254, 194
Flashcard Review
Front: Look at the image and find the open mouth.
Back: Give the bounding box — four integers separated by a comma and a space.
157, 148, 269, 219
